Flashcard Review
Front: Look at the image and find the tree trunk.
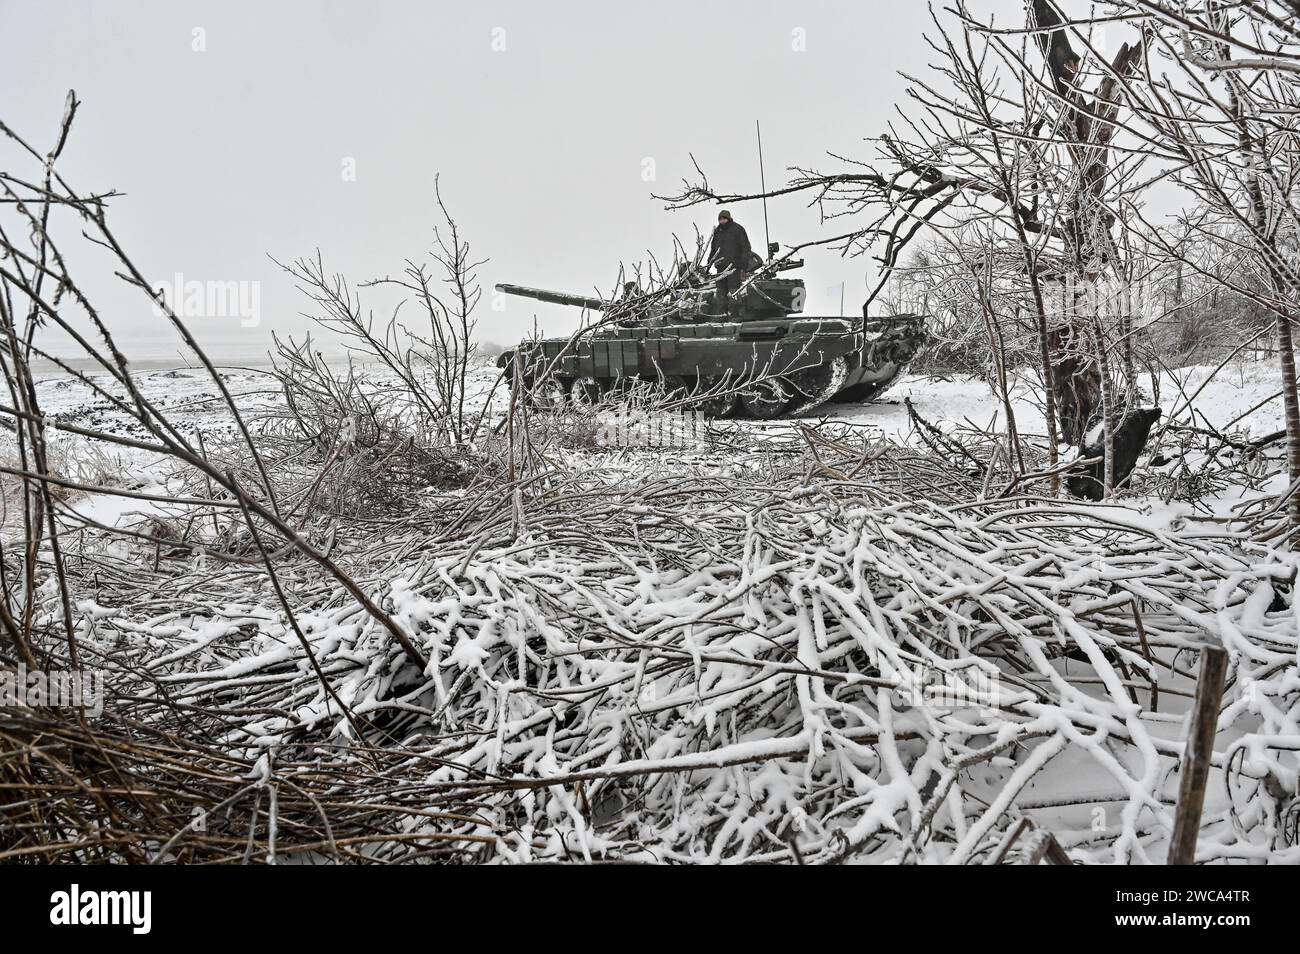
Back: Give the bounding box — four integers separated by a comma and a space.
1274, 307, 1300, 530
1051, 282, 1102, 446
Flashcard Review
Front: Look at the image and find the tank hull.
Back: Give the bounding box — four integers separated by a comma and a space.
500, 313, 926, 418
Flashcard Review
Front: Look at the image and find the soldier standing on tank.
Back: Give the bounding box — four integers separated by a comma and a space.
708, 210, 752, 318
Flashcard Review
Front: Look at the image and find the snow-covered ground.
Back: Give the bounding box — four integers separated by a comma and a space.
827, 358, 1286, 442
5, 353, 1297, 863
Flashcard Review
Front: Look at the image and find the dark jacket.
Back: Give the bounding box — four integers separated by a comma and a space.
708, 219, 752, 272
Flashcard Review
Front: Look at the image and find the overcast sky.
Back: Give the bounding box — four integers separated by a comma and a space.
2, 1, 995, 363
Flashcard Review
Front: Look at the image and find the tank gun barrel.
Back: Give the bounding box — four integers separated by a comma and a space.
495, 283, 607, 311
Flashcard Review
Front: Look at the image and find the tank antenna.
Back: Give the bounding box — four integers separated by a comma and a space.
756, 119, 771, 261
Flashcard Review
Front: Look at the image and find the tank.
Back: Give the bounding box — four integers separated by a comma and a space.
495, 257, 926, 419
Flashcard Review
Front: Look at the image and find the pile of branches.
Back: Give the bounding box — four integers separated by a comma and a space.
0, 710, 501, 863
28, 468, 1288, 864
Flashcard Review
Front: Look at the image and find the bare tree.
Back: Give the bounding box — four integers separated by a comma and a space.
279, 176, 489, 448
986, 2, 1300, 520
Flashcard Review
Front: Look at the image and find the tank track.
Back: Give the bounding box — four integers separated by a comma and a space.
524, 357, 913, 420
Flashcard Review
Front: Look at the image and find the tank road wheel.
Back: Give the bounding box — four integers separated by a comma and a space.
739, 377, 793, 419
528, 377, 567, 412
569, 376, 603, 408
693, 374, 738, 418
601, 375, 633, 400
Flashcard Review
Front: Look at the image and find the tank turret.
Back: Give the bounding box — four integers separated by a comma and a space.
495, 258, 808, 325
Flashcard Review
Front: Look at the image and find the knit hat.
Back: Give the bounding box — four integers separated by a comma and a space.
718, 210, 731, 221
